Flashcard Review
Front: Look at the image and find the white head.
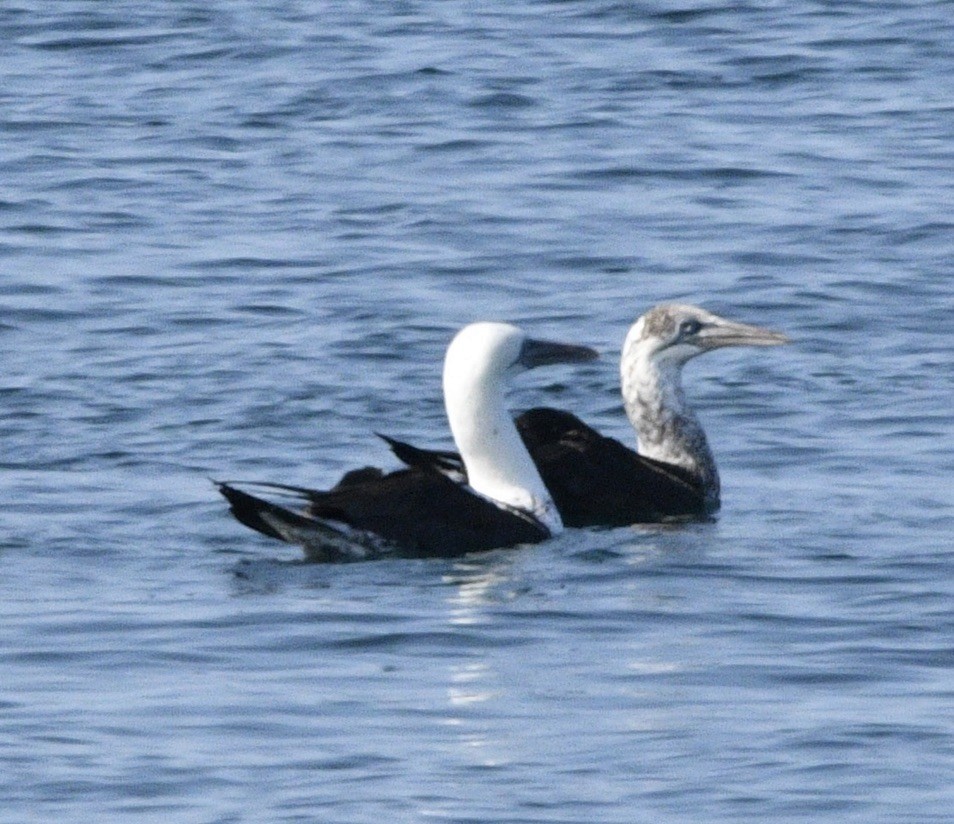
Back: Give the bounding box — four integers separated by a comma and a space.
443, 322, 597, 532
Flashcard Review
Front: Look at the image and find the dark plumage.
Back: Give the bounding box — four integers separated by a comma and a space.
217, 473, 548, 562
216, 322, 597, 561
383, 407, 706, 528
383, 305, 788, 527
514, 407, 707, 525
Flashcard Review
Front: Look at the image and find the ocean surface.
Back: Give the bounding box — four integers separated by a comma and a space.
1, 2, 952, 822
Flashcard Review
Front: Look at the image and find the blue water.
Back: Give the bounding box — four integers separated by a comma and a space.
1, 2, 952, 822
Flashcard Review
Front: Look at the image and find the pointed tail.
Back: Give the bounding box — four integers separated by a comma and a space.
215, 482, 379, 562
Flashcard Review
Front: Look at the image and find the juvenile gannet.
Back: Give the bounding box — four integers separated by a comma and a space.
386, 304, 788, 526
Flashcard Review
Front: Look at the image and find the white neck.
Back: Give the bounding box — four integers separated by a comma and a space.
443, 362, 562, 534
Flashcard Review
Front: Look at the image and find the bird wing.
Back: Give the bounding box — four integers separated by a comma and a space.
375, 407, 708, 527
516, 407, 708, 527
376, 433, 466, 481
218, 468, 549, 561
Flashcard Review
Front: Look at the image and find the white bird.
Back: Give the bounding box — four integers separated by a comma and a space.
387, 304, 788, 526
217, 322, 597, 561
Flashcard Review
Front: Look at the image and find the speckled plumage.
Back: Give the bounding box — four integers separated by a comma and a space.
621, 305, 724, 510
384, 304, 787, 527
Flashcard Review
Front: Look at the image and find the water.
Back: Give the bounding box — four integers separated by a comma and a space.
1, 2, 952, 821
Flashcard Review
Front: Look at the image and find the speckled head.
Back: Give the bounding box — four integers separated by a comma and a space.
620, 304, 788, 499
625, 303, 788, 368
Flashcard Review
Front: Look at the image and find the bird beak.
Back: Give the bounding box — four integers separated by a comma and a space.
697, 318, 789, 350
517, 337, 600, 369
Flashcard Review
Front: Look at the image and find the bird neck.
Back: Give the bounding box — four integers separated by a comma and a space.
620, 348, 720, 506
444, 374, 562, 534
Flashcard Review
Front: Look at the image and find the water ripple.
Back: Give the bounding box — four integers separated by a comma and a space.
1, 2, 952, 822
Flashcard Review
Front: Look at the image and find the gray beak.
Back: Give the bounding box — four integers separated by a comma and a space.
517, 337, 599, 369
697, 318, 789, 351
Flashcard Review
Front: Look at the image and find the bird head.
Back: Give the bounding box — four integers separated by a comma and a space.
444, 321, 598, 392
624, 304, 789, 370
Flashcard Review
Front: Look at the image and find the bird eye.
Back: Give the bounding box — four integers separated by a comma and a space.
679, 319, 702, 336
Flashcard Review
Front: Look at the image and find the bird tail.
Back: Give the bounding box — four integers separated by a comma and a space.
215, 482, 378, 562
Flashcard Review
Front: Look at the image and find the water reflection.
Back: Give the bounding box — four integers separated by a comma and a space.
441, 551, 520, 625
437, 554, 520, 768
447, 661, 496, 708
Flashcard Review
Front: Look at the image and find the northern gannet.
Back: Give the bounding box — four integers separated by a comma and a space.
386, 305, 788, 526
217, 322, 597, 561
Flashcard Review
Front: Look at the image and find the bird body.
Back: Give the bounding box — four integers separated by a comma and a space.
384, 305, 788, 527
218, 322, 597, 561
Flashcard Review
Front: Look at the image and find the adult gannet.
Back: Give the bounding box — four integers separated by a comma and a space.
386, 304, 788, 526
217, 322, 597, 561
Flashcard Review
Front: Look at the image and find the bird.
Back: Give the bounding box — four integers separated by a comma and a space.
383, 304, 788, 527
217, 322, 598, 561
